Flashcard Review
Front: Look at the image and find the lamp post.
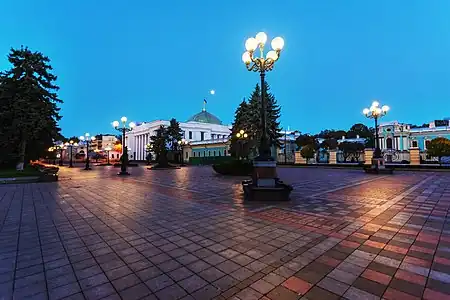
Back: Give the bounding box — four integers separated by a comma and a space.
178, 139, 189, 166
52, 144, 66, 166
363, 101, 390, 159
236, 130, 248, 160
79, 133, 96, 170
112, 116, 135, 175
242, 32, 284, 161
65, 140, 78, 168
104, 146, 112, 165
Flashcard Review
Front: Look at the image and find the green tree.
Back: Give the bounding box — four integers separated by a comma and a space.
0, 47, 62, 170
150, 125, 169, 167
167, 118, 183, 151
338, 142, 365, 162
426, 137, 450, 164
320, 138, 338, 150
300, 144, 315, 164
247, 82, 282, 153
230, 99, 251, 158
295, 134, 317, 149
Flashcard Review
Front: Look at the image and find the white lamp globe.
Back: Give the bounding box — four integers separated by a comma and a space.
372, 101, 379, 107
271, 37, 285, 51
79, 136, 85, 141
382, 105, 390, 112
242, 51, 251, 64
255, 32, 268, 45
363, 108, 370, 115
85, 133, 90, 137
91, 136, 96, 141
112, 120, 119, 128
245, 38, 258, 52
266, 50, 278, 61
121, 116, 127, 123
129, 122, 136, 129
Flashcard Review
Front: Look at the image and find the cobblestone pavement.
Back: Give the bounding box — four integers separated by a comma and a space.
1, 166, 449, 300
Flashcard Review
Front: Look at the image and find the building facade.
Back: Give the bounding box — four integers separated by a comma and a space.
378, 119, 450, 162
125, 108, 231, 161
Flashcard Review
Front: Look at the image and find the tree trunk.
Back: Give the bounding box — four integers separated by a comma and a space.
16, 139, 27, 171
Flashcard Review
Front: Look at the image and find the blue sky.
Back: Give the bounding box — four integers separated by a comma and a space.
1, 0, 450, 137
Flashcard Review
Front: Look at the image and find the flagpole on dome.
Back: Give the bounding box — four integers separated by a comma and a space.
203, 98, 207, 112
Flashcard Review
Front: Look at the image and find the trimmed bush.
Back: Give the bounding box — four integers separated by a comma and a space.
212, 160, 253, 176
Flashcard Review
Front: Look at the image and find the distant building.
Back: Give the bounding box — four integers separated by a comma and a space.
126, 106, 231, 161
92, 134, 118, 151
378, 119, 450, 151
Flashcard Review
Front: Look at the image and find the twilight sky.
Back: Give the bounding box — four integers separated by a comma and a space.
1, 0, 450, 137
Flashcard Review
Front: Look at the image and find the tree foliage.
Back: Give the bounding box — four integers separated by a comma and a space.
295, 134, 317, 149
0, 46, 62, 169
230, 83, 282, 158
426, 137, 450, 163
320, 138, 338, 150
300, 144, 315, 163
338, 142, 365, 162
150, 125, 169, 166
166, 118, 183, 151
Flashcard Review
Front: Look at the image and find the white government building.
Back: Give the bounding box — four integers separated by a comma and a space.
125, 107, 231, 161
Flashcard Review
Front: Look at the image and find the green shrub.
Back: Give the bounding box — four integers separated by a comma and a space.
212, 160, 253, 176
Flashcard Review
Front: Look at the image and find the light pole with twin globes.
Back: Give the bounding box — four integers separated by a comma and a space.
112, 117, 135, 175
79, 133, 96, 170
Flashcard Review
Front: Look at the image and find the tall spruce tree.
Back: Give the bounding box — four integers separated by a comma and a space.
247, 82, 282, 155
166, 118, 183, 151
229, 99, 251, 157
150, 125, 169, 167
0, 47, 62, 170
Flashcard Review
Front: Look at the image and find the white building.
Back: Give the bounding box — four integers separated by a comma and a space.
125, 108, 231, 160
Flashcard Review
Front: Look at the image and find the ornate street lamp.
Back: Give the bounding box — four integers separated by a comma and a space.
64, 140, 78, 168
79, 133, 96, 170
178, 139, 189, 166
242, 32, 284, 161
241, 32, 293, 201
112, 116, 135, 175
236, 130, 248, 160
363, 101, 390, 159
48, 147, 57, 165
104, 146, 112, 165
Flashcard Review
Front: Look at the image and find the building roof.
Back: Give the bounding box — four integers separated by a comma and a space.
187, 110, 223, 125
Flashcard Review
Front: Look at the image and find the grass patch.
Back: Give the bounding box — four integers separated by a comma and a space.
0, 166, 41, 178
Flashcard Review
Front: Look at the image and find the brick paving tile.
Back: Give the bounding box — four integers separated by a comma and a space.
304, 286, 340, 300
282, 276, 313, 295
423, 288, 450, 300
266, 285, 299, 300
1, 168, 449, 299
383, 287, 421, 300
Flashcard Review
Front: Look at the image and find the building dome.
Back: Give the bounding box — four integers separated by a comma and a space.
187, 110, 223, 125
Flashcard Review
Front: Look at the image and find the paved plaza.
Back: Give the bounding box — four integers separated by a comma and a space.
0, 166, 450, 300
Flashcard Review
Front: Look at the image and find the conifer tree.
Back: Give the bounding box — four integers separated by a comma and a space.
229, 99, 251, 157
0, 46, 62, 170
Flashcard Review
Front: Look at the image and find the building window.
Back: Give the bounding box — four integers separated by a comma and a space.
203, 151, 206, 157
425, 140, 431, 149
208, 151, 211, 156
211, 134, 215, 140
412, 140, 418, 148
224, 150, 227, 156
386, 138, 393, 149
201, 132, 205, 141
218, 151, 221, 156
189, 131, 192, 139
185, 152, 188, 158
213, 151, 216, 156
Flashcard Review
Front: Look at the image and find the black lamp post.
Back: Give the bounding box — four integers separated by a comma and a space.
54, 145, 65, 166
112, 117, 135, 176
236, 130, 248, 160
363, 101, 390, 159
65, 140, 78, 168
178, 139, 188, 166
79, 133, 95, 170
145, 143, 152, 165
242, 32, 284, 161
